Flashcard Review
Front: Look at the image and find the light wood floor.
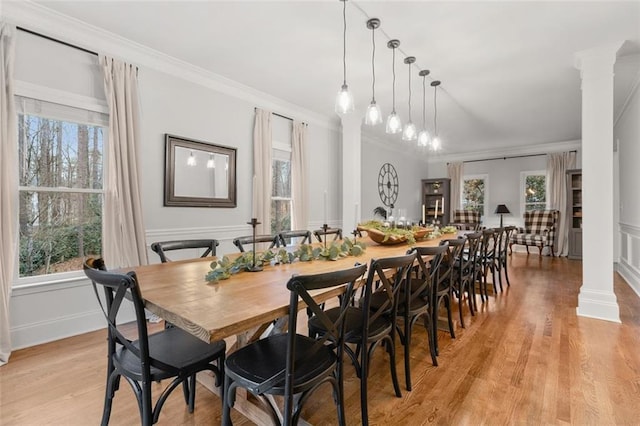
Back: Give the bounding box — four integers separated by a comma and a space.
1, 253, 639, 425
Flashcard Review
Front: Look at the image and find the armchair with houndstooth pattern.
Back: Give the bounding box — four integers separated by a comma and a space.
451, 210, 482, 231
509, 210, 559, 256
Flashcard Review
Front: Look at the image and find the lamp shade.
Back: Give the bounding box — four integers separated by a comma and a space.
495, 204, 511, 214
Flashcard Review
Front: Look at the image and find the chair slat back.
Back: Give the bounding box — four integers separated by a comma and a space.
408, 245, 448, 306
233, 235, 280, 252
313, 227, 343, 243
278, 230, 312, 247
461, 232, 482, 273
360, 253, 417, 334
83, 258, 152, 370
151, 239, 219, 263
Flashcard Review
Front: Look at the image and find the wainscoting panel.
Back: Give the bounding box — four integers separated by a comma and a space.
618, 222, 640, 298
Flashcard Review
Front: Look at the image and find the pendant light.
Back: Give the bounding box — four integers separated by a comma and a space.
430, 80, 442, 151
187, 150, 196, 166
364, 18, 382, 126
207, 154, 215, 169
385, 39, 402, 134
335, 0, 354, 115
417, 70, 431, 147
402, 56, 417, 141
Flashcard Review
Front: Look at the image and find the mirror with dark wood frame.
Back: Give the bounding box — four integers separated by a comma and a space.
164, 134, 236, 208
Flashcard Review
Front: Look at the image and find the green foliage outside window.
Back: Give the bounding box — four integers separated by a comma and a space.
463, 178, 485, 214
525, 175, 546, 211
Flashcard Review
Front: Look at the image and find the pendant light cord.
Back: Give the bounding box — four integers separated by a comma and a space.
407, 64, 412, 121
433, 85, 438, 135
391, 47, 396, 113
371, 25, 376, 102
422, 77, 426, 128
342, 0, 347, 86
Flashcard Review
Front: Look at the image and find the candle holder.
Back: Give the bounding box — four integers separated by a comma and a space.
351, 229, 361, 244
246, 218, 263, 272
322, 223, 329, 250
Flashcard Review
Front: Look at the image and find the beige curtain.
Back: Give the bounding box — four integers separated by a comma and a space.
101, 56, 148, 268
547, 151, 576, 257
447, 162, 463, 221
0, 22, 17, 366
291, 122, 308, 230
252, 109, 272, 234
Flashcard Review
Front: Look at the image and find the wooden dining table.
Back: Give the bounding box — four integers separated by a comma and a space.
131, 232, 452, 424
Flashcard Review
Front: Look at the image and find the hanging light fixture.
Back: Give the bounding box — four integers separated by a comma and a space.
187, 150, 196, 166
385, 39, 402, 134
207, 154, 215, 169
430, 80, 442, 151
364, 18, 382, 125
335, 0, 354, 115
417, 69, 431, 147
402, 56, 417, 141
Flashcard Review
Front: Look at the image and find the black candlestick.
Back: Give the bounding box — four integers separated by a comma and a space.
246, 218, 263, 272
322, 224, 329, 250
351, 229, 361, 244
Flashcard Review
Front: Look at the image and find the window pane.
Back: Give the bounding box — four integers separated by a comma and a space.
270, 200, 291, 235
18, 114, 104, 189
272, 159, 291, 198
19, 191, 102, 277
526, 203, 546, 211
463, 178, 485, 214
525, 175, 545, 204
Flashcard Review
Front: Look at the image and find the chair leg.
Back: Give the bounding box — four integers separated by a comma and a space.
188, 374, 196, 413
445, 296, 455, 339
538, 246, 543, 256
101, 370, 119, 426
404, 314, 413, 391
503, 258, 511, 286
385, 336, 401, 398
140, 380, 153, 426
360, 344, 370, 426
422, 313, 438, 367
457, 282, 466, 329
335, 356, 347, 426
221, 374, 233, 426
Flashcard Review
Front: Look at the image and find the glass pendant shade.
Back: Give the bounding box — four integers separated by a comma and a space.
335, 84, 354, 115
418, 129, 430, 147
431, 136, 441, 151
207, 155, 215, 169
402, 121, 417, 141
386, 112, 402, 134
365, 101, 382, 125
187, 151, 196, 166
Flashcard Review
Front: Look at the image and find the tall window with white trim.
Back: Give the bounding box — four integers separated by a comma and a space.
462, 174, 487, 217
17, 97, 107, 278
522, 171, 546, 211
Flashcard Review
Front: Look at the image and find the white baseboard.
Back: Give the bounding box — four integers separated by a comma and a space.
616, 259, 640, 298
576, 288, 621, 323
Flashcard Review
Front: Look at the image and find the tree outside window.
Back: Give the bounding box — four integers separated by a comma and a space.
524, 174, 546, 211
271, 154, 291, 235
462, 177, 486, 215
18, 111, 104, 277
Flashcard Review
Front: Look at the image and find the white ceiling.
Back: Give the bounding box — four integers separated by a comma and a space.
33, 0, 640, 155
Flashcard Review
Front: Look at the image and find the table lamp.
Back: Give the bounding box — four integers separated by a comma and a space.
495, 204, 510, 228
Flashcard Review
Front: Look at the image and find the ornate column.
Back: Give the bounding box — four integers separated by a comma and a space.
574, 42, 623, 322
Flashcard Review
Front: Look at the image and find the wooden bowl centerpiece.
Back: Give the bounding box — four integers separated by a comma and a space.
357, 220, 433, 245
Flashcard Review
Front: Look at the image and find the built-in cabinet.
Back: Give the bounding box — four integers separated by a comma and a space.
567, 169, 582, 260
421, 178, 451, 225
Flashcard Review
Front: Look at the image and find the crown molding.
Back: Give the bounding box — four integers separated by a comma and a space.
3, 1, 338, 131
427, 139, 582, 164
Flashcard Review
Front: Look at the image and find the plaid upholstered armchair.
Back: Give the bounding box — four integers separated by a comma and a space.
451, 210, 482, 230
509, 210, 559, 256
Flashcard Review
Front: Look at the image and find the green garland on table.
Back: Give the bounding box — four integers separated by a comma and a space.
205, 238, 366, 283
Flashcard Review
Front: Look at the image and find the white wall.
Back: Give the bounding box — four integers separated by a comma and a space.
9, 27, 341, 349
428, 150, 582, 228
361, 137, 430, 223
615, 78, 640, 297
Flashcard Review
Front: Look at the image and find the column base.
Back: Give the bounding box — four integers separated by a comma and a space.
576, 288, 620, 323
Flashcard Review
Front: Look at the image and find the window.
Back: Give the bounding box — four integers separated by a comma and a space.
462, 175, 487, 217
271, 143, 292, 235
17, 97, 107, 279
522, 171, 546, 211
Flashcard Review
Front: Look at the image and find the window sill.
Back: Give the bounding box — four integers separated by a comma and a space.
12, 273, 89, 297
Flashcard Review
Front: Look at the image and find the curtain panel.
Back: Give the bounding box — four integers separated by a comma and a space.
291, 122, 308, 231
101, 56, 148, 268
0, 22, 17, 365
252, 109, 272, 235
447, 162, 463, 222
547, 151, 576, 257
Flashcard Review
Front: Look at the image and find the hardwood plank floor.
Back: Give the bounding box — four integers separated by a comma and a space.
1, 253, 639, 425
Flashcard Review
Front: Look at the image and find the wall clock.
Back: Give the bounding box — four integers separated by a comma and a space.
378, 163, 399, 207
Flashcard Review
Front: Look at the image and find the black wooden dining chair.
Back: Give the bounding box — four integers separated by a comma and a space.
401, 245, 447, 386
313, 227, 343, 243
232, 234, 280, 252
456, 232, 483, 326
278, 229, 312, 247
150, 239, 219, 263
221, 263, 367, 426
83, 258, 226, 426
309, 253, 415, 425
